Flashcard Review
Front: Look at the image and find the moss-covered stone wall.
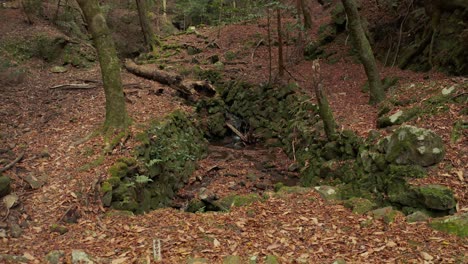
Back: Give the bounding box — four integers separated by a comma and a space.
101, 111, 207, 213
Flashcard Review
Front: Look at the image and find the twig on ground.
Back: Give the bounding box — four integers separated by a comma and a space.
0, 152, 25, 173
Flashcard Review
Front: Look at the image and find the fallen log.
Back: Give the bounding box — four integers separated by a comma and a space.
124, 59, 216, 101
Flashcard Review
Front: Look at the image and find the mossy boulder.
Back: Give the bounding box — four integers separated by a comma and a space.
383, 125, 445, 167
343, 197, 377, 214
416, 185, 456, 211
371, 207, 400, 224
406, 211, 430, 223
430, 213, 468, 238
388, 182, 456, 212
376, 107, 420, 128
314, 185, 339, 201
0, 175, 11, 197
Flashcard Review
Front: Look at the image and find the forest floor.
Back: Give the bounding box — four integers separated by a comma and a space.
0, 1, 467, 263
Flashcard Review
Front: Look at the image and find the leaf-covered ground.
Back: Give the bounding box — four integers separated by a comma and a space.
0, 1, 466, 263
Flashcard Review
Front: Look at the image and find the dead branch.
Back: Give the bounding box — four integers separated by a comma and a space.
124, 59, 216, 101
225, 122, 248, 142
251, 39, 265, 63
0, 152, 25, 173
50, 83, 97, 90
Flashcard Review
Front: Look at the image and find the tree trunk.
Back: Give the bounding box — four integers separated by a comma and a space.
341, 0, 385, 105
267, 8, 272, 84
135, 0, 158, 52
300, 0, 312, 29
162, 0, 167, 22
277, 8, 284, 78
312, 60, 337, 141
76, 0, 129, 131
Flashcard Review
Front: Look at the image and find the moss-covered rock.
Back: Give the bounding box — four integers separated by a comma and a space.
406, 211, 430, 223
371, 207, 400, 224
343, 197, 377, 214
314, 185, 339, 201
187, 198, 205, 213
430, 213, 468, 238
376, 107, 420, 128
103, 111, 207, 213
415, 185, 456, 211
0, 175, 11, 197
383, 125, 445, 167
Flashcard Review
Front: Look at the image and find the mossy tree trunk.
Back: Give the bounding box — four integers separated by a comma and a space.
312, 60, 338, 141
135, 0, 159, 52
76, 0, 129, 132
341, 0, 385, 105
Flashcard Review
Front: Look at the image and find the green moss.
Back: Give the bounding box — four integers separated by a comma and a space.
343, 197, 377, 214
430, 213, 467, 238
187, 198, 205, 213
108, 162, 129, 179
101, 181, 112, 194
116, 157, 137, 167
106, 177, 121, 187
50, 224, 68, 235
220, 194, 262, 208
415, 185, 456, 211
276, 186, 309, 194
78, 155, 104, 172
371, 207, 400, 224
274, 182, 285, 192
0, 175, 11, 197
388, 164, 426, 178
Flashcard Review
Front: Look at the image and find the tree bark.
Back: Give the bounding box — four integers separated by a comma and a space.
341, 0, 385, 105
312, 60, 337, 141
76, 0, 129, 131
300, 0, 312, 29
135, 0, 158, 52
277, 8, 284, 78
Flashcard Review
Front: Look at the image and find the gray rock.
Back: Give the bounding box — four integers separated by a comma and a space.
71, 250, 94, 264
8, 223, 22, 238
406, 211, 430, 223
371, 207, 400, 224
314, 185, 339, 201
384, 125, 444, 167
0, 175, 11, 197
24, 174, 45, 189
45, 250, 65, 264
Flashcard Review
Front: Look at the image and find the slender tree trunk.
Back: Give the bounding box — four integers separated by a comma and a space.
162, 0, 167, 22
277, 8, 284, 78
267, 8, 272, 84
341, 0, 385, 105
312, 60, 337, 141
76, 0, 129, 131
300, 0, 312, 29
135, 0, 158, 52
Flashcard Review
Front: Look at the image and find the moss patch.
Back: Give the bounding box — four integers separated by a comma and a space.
102, 111, 207, 213
430, 213, 468, 238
